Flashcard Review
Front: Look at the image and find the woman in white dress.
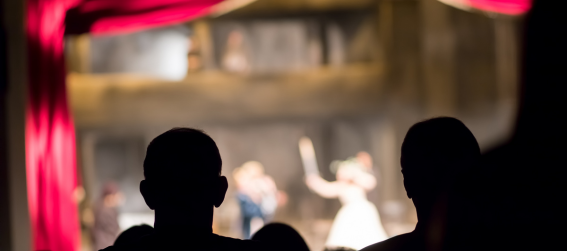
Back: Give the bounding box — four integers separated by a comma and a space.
305, 152, 389, 250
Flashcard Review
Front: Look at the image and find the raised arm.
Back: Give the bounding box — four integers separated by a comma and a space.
305, 174, 342, 198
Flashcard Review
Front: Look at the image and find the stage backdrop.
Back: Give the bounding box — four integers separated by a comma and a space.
26, 1, 222, 251
24, 0, 529, 251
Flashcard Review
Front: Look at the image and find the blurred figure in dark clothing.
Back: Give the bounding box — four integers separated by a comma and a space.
361, 117, 480, 251
235, 192, 264, 239
100, 128, 268, 251
93, 182, 122, 250
114, 224, 154, 247
251, 223, 310, 251
233, 161, 287, 239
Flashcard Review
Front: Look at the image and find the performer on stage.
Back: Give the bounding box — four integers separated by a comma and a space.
222, 30, 249, 73
92, 182, 123, 250
233, 161, 287, 239
299, 137, 388, 250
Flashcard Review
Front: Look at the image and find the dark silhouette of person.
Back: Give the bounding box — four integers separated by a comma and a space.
361, 117, 480, 251
114, 224, 154, 247
251, 223, 310, 251
473, 1, 567, 250
100, 128, 268, 251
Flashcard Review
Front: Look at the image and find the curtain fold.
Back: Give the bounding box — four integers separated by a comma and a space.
468, 0, 531, 15
65, 0, 223, 35
26, 1, 81, 251
440, 0, 531, 15
26, 0, 223, 250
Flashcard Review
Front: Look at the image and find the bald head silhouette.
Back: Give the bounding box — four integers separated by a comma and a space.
401, 117, 480, 212
140, 128, 228, 230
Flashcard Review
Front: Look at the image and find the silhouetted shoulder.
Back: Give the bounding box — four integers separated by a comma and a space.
360, 233, 419, 251
99, 245, 135, 251
211, 233, 269, 251
99, 246, 118, 251
98, 233, 268, 251
97, 234, 153, 251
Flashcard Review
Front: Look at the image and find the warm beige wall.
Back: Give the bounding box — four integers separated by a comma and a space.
68, 63, 385, 129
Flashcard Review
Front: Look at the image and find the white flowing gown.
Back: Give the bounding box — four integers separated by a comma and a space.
325, 186, 389, 250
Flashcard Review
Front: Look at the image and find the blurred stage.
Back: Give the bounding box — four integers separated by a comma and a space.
62, 0, 521, 250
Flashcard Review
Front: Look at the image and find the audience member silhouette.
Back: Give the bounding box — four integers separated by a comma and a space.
474, 1, 567, 250
251, 223, 310, 251
361, 117, 480, 251
101, 128, 268, 251
114, 224, 154, 247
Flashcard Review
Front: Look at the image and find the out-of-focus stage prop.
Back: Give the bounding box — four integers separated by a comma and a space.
438, 0, 531, 15
90, 25, 191, 81
299, 137, 388, 250
26, 0, 236, 250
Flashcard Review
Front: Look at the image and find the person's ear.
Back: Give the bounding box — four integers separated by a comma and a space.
214, 176, 228, 208
403, 174, 412, 199
140, 180, 157, 210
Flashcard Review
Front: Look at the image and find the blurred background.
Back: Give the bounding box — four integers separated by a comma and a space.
61, 0, 522, 250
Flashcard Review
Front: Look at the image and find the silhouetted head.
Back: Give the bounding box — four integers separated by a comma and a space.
252, 223, 310, 251
401, 117, 480, 207
140, 128, 228, 211
114, 224, 154, 247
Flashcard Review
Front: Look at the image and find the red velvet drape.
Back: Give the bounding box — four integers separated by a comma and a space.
442, 0, 532, 15
26, 1, 82, 251
468, 0, 531, 15
66, 0, 224, 35
25, 1, 222, 251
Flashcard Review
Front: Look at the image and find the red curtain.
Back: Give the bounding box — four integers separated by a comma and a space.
441, 0, 531, 15
65, 0, 223, 35
26, 1, 82, 251
468, 0, 531, 15
25, 0, 223, 251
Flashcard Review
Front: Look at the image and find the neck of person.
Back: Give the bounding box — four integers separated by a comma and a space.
413, 193, 449, 246
154, 205, 214, 240
412, 198, 447, 251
